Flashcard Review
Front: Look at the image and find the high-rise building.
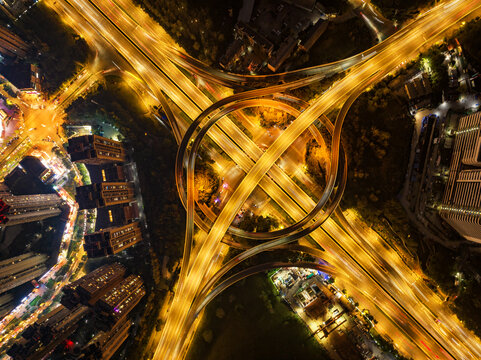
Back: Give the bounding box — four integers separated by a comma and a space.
19, 156, 55, 185
0, 193, 63, 227
440, 111, 481, 243
96, 274, 145, 325
80, 318, 131, 360
61, 263, 126, 309
0, 293, 14, 318
7, 304, 90, 360
84, 222, 142, 258
68, 135, 126, 165
75, 182, 135, 210
0, 253, 47, 294
0, 183, 10, 196
0, 24, 28, 58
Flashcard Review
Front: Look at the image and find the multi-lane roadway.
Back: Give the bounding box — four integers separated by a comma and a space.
40, 0, 481, 358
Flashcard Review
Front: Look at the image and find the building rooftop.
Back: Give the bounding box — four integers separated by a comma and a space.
84, 222, 142, 258
62, 263, 126, 307
98, 274, 145, 323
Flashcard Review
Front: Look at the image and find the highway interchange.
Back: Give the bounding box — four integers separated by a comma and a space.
10, 0, 481, 358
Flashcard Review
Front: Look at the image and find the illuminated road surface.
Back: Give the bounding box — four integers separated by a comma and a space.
154, 1, 481, 358
43, 0, 481, 359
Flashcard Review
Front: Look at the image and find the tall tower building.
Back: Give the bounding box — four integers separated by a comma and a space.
61, 263, 126, 308
440, 111, 481, 242
84, 222, 142, 258
7, 304, 90, 360
0, 183, 10, 196
96, 274, 145, 326
80, 317, 131, 360
0, 193, 63, 227
0, 253, 48, 294
0, 293, 14, 318
0, 24, 28, 58
68, 135, 126, 165
75, 182, 135, 210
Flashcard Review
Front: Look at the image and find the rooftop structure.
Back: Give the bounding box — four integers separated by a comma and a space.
96, 274, 145, 325
80, 317, 131, 360
0, 193, 63, 227
282, 0, 317, 12
267, 36, 298, 72
61, 263, 126, 308
87, 163, 128, 183
19, 156, 55, 184
0, 182, 10, 196
7, 304, 90, 360
75, 182, 135, 210
0, 25, 28, 58
299, 18, 328, 52
440, 111, 481, 242
0, 293, 14, 318
221, 0, 327, 73
238, 0, 255, 23
84, 222, 142, 258
404, 72, 432, 101
0, 253, 47, 294
68, 135, 126, 165
95, 203, 139, 231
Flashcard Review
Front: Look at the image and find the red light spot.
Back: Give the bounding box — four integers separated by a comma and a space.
64, 339, 74, 351
420, 340, 432, 353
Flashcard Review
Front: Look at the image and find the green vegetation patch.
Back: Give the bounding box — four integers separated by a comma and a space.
186, 274, 331, 360
76, 163, 91, 186
29, 296, 41, 307
45, 279, 55, 290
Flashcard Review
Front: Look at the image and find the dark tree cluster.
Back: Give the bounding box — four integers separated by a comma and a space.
305, 138, 329, 189
371, 333, 412, 360
418, 240, 481, 338
423, 44, 450, 101
132, 0, 240, 64
341, 76, 413, 210
186, 275, 331, 360
236, 212, 279, 233
371, 0, 434, 22
456, 17, 481, 69
194, 147, 220, 205
288, 17, 374, 71
13, 4, 90, 94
